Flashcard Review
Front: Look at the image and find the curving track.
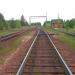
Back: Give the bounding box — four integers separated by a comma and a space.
16, 30, 73, 75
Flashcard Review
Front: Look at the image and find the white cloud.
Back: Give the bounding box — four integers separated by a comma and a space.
0, 0, 75, 23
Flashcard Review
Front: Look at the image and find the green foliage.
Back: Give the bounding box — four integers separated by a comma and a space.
15, 20, 21, 28
64, 19, 75, 29
0, 13, 7, 30
36, 72, 41, 75
9, 18, 16, 28
43, 21, 51, 26
57, 32, 75, 50
21, 15, 28, 26
64, 20, 70, 30
45, 28, 75, 50
31, 22, 41, 26
69, 19, 75, 28
0, 13, 29, 30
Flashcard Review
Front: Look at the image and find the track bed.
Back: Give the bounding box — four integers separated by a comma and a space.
22, 31, 67, 75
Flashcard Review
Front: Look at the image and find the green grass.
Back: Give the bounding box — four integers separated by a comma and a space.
0, 30, 12, 36
58, 33, 75, 50
0, 27, 27, 36
44, 26, 75, 51
35, 71, 41, 75
0, 37, 22, 64
0, 29, 33, 55
43, 26, 51, 32
0, 38, 21, 54
0, 31, 33, 64
36, 72, 41, 75
0, 28, 20, 36
62, 27, 75, 33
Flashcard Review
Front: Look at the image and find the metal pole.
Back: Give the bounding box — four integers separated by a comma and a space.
29, 16, 31, 25
46, 12, 47, 25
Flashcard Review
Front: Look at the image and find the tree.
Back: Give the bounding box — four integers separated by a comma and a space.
21, 15, 28, 26
15, 20, 21, 28
69, 19, 75, 28
9, 18, 16, 28
64, 20, 69, 27
31, 22, 41, 26
43, 21, 51, 27
65, 19, 75, 29
0, 13, 6, 30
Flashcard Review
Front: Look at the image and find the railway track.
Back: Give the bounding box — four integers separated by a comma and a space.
16, 29, 73, 75
0, 28, 37, 42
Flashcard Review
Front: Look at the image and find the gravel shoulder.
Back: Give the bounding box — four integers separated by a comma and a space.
49, 33, 75, 73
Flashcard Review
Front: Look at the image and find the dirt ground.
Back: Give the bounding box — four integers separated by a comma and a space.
49, 33, 75, 73
0, 30, 36, 74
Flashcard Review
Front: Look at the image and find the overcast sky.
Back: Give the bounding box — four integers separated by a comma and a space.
0, 0, 75, 23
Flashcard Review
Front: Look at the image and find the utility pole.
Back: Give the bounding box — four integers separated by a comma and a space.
58, 13, 60, 23
29, 16, 31, 25
46, 12, 47, 25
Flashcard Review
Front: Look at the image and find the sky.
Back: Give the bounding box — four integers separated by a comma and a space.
0, 0, 75, 24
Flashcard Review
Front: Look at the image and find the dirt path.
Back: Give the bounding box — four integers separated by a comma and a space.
0, 30, 37, 75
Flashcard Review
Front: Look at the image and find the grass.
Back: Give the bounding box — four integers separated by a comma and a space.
0, 27, 29, 36
35, 71, 41, 75
44, 26, 75, 51
0, 26, 36, 36
43, 25, 51, 32
0, 37, 21, 54
0, 28, 20, 36
0, 37, 22, 64
0, 31, 33, 64
0, 30, 13, 36
36, 72, 41, 75
57, 32, 75, 50
61, 27, 75, 33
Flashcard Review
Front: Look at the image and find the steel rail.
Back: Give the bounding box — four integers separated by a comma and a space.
16, 30, 40, 75
0, 28, 33, 42
45, 31, 73, 75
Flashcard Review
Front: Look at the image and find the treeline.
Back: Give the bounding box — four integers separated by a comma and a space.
64, 19, 75, 29
0, 13, 29, 30
1, 12, 75, 30
43, 21, 51, 27
31, 22, 41, 26
43, 19, 75, 29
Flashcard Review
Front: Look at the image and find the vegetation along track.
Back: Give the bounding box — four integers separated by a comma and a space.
16, 29, 73, 75
0, 28, 36, 42
55, 29, 75, 37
